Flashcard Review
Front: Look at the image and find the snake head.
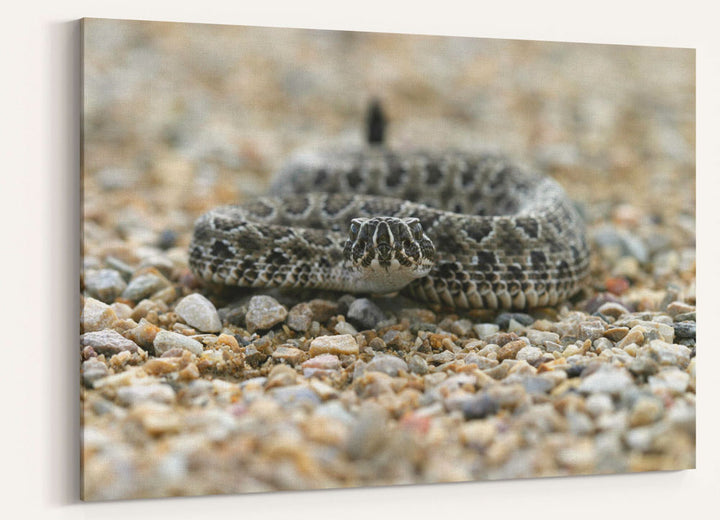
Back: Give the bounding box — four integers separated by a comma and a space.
343, 217, 435, 293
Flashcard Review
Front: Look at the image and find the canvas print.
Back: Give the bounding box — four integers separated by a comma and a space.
80, 18, 696, 500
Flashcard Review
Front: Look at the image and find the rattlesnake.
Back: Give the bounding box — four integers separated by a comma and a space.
189, 105, 590, 309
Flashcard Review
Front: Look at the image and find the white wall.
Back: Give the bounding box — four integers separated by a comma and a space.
1, 1, 718, 519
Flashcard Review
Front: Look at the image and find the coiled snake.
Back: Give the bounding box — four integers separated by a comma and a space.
189, 104, 589, 309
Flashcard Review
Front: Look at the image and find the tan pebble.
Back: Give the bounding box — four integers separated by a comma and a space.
497, 339, 527, 361
271, 345, 306, 364
123, 318, 162, 348
108, 350, 132, 369
596, 302, 630, 319
216, 333, 240, 351
266, 364, 298, 388
309, 379, 338, 400
616, 325, 645, 349
178, 363, 199, 381
604, 327, 629, 341
140, 409, 181, 435
485, 431, 521, 466
303, 416, 348, 446
666, 301, 695, 317
309, 334, 359, 356
562, 344, 582, 358
629, 396, 664, 427
143, 357, 180, 375
460, 420, 496, 448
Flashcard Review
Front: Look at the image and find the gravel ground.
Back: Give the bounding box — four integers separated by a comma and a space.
81, 19, 695, 500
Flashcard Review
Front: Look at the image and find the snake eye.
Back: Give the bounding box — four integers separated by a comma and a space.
349, 220, 360, 239
412, 221, 424, 239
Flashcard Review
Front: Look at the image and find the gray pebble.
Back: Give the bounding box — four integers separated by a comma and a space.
85, 269, 127, 303
80, 330, 140, 355
462, 394, 500, 420
473, 323, 500, 338
96, 167, 141, 190
366, 354, 408, 376
496, 313, 534, 329
525, 329, 560, 346
520, 375, 555, 394
272, 385, 321, 407
408, 354, 429, 375
116, 383, 175, 406
645, 339, 691, 368
121, 273, 169, 301
153, 330, 204, 356
174, 293, 222, 333
450, 319, 474, 337
627, 357, 659, 377
286, 303, 313, 332
82, 358, 109, 387
516, 345, 543, 364
347, 298, 386, 330
578, 366, 634, 394
245, 295, 288, 333
673, 321, 695, 339
648, 369, 690, 394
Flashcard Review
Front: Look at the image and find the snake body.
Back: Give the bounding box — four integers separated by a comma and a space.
189, 147, 590, 309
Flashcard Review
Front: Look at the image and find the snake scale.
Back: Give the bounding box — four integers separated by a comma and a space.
189, 106, 590, 310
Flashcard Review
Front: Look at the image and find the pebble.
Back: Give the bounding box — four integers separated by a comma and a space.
497, 339, 528, 361
616, 326, 645, 349
408, 355, 429, 375
80, 330, 141, 355
629, 396, 664, 426
121, 273, 170, 301
245, 295, 287, 333
153, 330, 204, 356
271, 346, 306, 364
516, 345, 543, 364
243, 345, 268, 368
366, 354, 408, 376
473, 323, 500, 338
81, 297, 119, 333
648, 369, 690, 394
174, 293, 222, 333
578, 366, 634, 395
496, 313, 534, 329
666, 301, 695, 317
603, 327, 629, 341
122, 318, 161, 349
116, 383, 176, 406
96, 166, 140, 190
84, 269, 127, 303
286, 303, 313, 332
346, 298, 386, 330
672, 321, 695, 339
525, 329, 560, 346
627, 357, 660, 378
334, 320, 358, 335
585, 393, 614, 417
272, 385, 321, 407
82, 358, 109, 387
596, 302, 630, 319
309, 334, 359, 356
462, 394, 500, 419
645, 339, 691, 368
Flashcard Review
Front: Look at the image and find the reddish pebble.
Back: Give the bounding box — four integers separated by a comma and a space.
399, 412, 431, 435
605, 277, 630, 295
